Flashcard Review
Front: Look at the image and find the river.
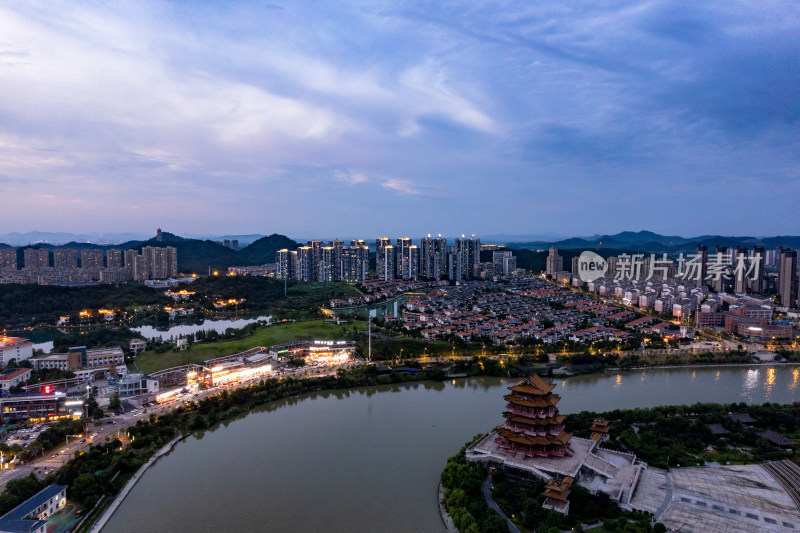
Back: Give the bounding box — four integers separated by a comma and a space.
101, 365, 800, 533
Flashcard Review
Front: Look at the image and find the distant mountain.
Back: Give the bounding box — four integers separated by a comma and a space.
507, 231, 800, 253
0, 231, 149, 246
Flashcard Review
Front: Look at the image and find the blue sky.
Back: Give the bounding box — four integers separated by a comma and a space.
1, 1, 798, 238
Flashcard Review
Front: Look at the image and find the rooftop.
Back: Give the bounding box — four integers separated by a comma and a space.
0, 484, 66, 533
0, 368, 31, 381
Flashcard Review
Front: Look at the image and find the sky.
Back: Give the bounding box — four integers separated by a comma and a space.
1, 1, 799, 240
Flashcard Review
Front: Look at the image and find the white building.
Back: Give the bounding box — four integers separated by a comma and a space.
0, 336, 34, 367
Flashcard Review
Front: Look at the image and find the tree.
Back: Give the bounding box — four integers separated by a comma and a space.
109, 393, 121, 411
92, 406, 104, 421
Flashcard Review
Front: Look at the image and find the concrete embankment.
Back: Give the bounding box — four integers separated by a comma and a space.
438, 483, 459, 533
89, 434, 186, 533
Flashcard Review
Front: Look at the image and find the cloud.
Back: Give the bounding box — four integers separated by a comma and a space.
381, 179, 420, 195
334, 170, 370, 185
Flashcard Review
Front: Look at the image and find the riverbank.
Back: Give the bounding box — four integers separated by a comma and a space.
88, 434, 186, 532
438, 483, 458, 533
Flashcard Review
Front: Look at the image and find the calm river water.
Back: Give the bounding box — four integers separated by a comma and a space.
102, 365, 800, 533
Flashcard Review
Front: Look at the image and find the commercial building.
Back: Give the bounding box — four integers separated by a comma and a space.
0, 484, 67, 533
30, 346, 125, 378
0, 393, 66, 424
116, 372, 159, 398
0, 336, 34, 367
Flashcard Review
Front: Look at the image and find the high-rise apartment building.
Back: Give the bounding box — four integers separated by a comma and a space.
421, 235, 448, 280
53, 249, 78, 269
453, 236, 480, 281
712, 245, 729, 293
546, 247, 563, 277
696, 244, 708, 287
340, 245, 369, 282
329, 239, 344, 281
395, 238, 412, 279
733, 246, 749, 294
0, 249, 16, 270
749, 246, 765, 294
297, 247, 314, 282
106, 249, 123, 268
778, 248, 798, 308
376, 238, 393, 281
395, 238, 418, 280
81, 249, 104, 270
142, 246, 178, 279
318, 246, 336, 282
24, 248, 49, 270
275, 249, 294, 279
493, 250, 517, 275
377, 245, 395, 281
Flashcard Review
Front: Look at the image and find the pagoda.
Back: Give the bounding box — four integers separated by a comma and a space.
590, 418, 610, 444
495, 374, 572, 458
542, 476, 574, 514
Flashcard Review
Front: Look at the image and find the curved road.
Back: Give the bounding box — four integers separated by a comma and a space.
481, 475, 521, 533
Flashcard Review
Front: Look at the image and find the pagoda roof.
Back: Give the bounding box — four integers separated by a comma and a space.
497, 428, 572, 447
504, 393, 560, 408
503, 413, 565, 426
544, 477, 574, 500
508, 374, 556, 396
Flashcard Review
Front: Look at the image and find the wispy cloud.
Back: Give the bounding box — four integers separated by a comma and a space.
381, 178, 420, 195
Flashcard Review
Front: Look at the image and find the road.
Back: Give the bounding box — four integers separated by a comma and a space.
481, 474, 521, 533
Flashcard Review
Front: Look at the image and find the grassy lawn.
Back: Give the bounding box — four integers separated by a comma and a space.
133, 320, 365, 374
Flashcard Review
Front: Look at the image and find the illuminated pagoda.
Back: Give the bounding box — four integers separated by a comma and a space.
496, 375, 572, 458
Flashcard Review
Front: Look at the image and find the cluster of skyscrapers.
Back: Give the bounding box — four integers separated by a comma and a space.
0, 246, 178, 284
276, 235, 484, 283
276, 240, 370, 283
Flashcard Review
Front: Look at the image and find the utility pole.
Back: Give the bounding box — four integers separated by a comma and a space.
368, 309, 376, 362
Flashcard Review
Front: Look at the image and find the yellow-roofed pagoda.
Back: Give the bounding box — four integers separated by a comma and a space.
496, 374, 573, 458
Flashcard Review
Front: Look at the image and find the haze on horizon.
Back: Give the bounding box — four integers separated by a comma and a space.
1, 1, 798, 238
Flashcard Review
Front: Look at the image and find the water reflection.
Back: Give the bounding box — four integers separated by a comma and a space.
742, 369, 759, 401
765, 368, 776, 399
715, 371, 720, 382
614, 374, 622, 390
792, 369, 800, 390
133, 315, 272, 340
